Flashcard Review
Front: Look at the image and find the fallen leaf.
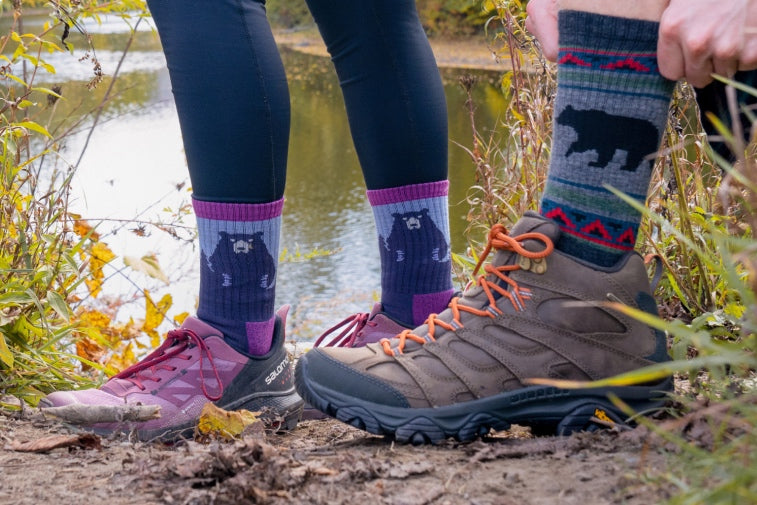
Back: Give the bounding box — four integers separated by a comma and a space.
196, 403, 263, 441
9, 433, 101, 453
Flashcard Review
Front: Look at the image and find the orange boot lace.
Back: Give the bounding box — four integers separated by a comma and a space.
380, 224, 554, 357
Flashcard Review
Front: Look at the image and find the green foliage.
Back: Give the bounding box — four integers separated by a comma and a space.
467, 3, 757, 503
0, 0, 149, 404
456, 0, 554, 248
263, 0, 490, 36
638, 82, 757, 504
265, 0, 313, 29
416, 0, 491, 37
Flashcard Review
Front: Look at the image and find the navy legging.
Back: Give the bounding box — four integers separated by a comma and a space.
146, 0, 448, 202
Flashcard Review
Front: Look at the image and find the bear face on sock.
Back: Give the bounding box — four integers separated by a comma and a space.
557, 105, 659, 172
202, 231, 276, 290
382, 209, 450, 265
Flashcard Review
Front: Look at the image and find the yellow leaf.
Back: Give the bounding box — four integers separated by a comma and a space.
144, 290, 172, 347
76, 309, 111, 330
84, 278, 103, 299
82, 242, 115, 298
90, 242, 115, 263
0, 330, 14, 368
174, 312, 190, 325
196, 403, 262, 440
105, 341, 136, 373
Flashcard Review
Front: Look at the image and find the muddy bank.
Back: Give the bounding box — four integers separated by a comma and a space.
274, 28, 509, 71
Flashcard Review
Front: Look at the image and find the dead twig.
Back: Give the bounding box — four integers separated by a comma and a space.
40, 404, 160, 425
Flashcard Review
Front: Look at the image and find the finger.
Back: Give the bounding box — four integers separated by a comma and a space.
525, 0, 559, 61
738, 38, 757, 71
713, 57, 739, 81
686, 55, 715, 88
657, 35, 686, 82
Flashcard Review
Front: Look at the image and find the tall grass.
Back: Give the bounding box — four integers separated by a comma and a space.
472, 2, 757, 503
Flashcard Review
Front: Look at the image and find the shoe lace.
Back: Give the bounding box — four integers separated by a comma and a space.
380, 224, 554, 357
314, 312, 373, 347
110, 328, 224, 401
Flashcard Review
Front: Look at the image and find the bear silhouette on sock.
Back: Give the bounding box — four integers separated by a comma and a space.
383, 209, 449, 265
557, 105, 659, 172
201, 231, 276, 290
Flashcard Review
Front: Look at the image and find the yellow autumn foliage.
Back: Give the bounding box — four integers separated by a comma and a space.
144, 290, 173, 347
81, 241, 116, 298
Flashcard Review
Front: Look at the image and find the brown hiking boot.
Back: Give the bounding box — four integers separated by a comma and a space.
294, 212, 671, 444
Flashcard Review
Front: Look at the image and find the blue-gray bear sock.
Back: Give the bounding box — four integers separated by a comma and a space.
540, 11, 676, 267
368, 181, 454, 327
194, 198, 282, 356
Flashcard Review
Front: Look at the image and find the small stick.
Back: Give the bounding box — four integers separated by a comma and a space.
41, 404, 160, 425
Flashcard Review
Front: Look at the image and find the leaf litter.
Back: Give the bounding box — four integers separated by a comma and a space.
0, 406, 674, 505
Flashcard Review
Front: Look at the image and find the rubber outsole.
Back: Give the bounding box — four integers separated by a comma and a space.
295, 357, 672, 445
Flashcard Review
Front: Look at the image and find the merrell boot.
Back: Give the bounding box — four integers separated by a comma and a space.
295, 212, 671, 444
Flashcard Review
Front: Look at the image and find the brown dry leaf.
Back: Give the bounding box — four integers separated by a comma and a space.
75, 336, 107, 369
196, 403, 263, 441
309, 465, 338, 476
73, 219, 100, 240
9, 433, 101, 453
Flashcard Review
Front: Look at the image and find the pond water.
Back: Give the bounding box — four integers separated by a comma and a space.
4, 14, 507, 340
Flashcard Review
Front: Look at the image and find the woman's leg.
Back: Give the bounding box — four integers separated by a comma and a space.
40, 0, 303, 440
149, 0, 289, 355
307, 0, 454, 329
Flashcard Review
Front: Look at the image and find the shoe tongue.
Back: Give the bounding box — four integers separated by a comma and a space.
180, 316, 222, 339
388, 214, 562, 354
367, 303, 383, 320
510, 211, 561, 239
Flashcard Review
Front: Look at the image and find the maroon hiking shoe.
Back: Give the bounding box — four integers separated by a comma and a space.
41, 306, 303, 441
314, 303, 411, 348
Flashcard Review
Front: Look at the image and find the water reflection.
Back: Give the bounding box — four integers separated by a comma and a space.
3, 15, 507, 339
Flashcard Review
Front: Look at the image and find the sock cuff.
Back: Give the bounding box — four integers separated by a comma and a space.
366, 180, 448, 206
193, 197, 284, 221
558, 10, 660, 51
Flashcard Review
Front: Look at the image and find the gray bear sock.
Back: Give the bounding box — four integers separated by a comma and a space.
540, 10, 676, 267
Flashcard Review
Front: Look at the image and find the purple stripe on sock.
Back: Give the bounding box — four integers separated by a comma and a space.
246, 318, 275, 356
412, 289, 455, 326
366, 180, 449, 206
193, 198, 284, 222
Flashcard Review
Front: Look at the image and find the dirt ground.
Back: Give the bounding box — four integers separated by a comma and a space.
0, 407, 674, 505
0, 34, 675, 505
